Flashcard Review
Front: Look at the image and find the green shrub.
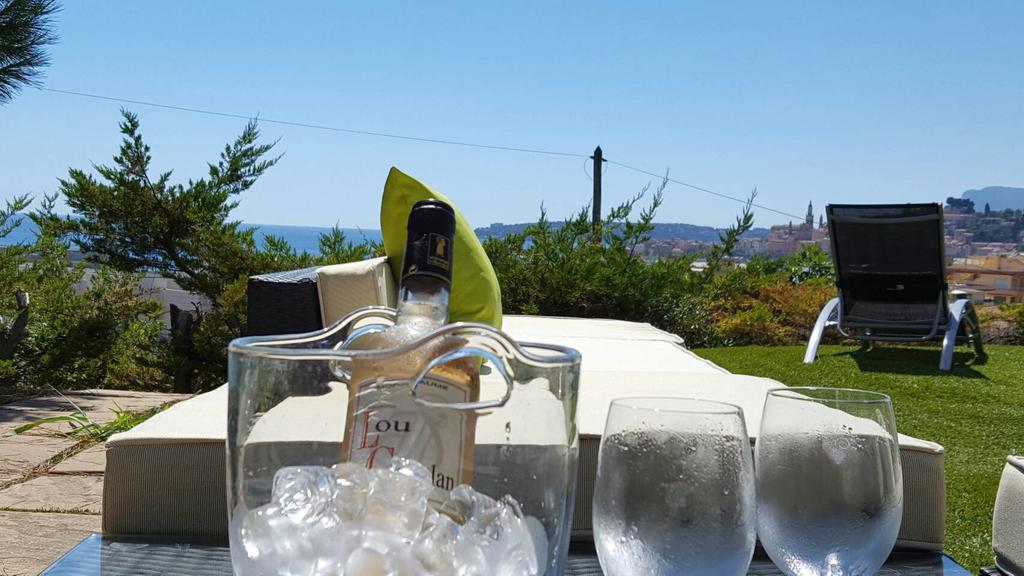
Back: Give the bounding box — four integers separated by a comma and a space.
0, 197, 169, 393
783, 244, 835, 285
482, 182, 838, 350
484, 178, 707, 331
759, 280, 835, 340
715, 300, 794, 345
1002, 302, 1024, 344
484, 178, 774, 348
975, 304, 1021, 344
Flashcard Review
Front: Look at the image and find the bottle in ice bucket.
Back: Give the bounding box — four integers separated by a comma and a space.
341, 199, 479, 500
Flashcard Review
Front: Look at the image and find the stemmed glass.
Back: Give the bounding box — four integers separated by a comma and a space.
593, 397, 756, 576
756, 387, 903, 576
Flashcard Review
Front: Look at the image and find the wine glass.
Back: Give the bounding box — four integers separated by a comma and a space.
756, 387, 903, 576
593, 397, 756, 576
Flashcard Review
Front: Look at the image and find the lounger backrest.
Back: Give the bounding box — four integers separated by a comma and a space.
826, 203, 948, 325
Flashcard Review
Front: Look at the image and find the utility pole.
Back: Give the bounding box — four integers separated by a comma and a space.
591, 146, 605, 236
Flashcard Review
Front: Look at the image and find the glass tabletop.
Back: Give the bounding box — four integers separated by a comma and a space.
42, 534, 973, 576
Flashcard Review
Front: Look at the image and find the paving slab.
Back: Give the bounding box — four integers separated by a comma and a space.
50, 444, 106, 474
0, 474, 103, 513
0, 389, 188, 435
0, 434, 77, 475
0, 510, 101, 576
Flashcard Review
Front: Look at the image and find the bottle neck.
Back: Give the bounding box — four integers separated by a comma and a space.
396, 274, 450, 326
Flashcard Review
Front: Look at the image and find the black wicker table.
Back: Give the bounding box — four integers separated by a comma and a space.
42, 534, 973, 575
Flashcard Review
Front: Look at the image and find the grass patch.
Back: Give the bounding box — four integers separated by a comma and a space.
0, 396, 176, 491
694, 344, 1024, 573
8, 398, 172, 443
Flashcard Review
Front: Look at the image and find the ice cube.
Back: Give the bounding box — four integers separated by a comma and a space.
524, 516, 549, 573
239, 504, 316, 576
451, 536, 489, 576
420, 507, 441, 532
440, 484, 498, 525
465, 493, 522, 542
344, 546, 391, 575
493, 545, 538, 576
343, 527, 419, 576
498, 505, 541, 575
273, 466, 336, 523
310, 522, 362, 576
242, 458, 546, 576
372, 467, 434, 506
363, 462, 434, 540
331, 462, 371, 521
363, 491, 429, 540
464, 494, 540, 576
412, 512, 460, 573
389, 456, 432, 484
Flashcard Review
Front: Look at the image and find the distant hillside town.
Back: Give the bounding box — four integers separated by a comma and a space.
636, 196, 1024, 261
637, 192, 1024, 305
636, 202, 828, 260
479, 189, 1024, 305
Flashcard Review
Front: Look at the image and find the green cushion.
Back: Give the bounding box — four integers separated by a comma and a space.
380, 167, 502, 329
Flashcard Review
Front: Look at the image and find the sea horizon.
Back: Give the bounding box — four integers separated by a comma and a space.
0, 216, 384, 255
1, 213, 774, 252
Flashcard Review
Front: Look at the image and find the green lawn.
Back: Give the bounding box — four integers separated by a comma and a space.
694, 344, 1024, 573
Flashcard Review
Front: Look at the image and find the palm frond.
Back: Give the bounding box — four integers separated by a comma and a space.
0, 0, 60, 104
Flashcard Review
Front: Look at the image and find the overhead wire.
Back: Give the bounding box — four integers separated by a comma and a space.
39, 87, 588, 159
38, 86, 805, 220
607, 159, 805, 221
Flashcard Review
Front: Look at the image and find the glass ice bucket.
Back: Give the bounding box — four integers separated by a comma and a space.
227, 307, 581, 576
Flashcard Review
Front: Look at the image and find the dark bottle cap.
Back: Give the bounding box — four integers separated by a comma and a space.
401, 199, 456, 285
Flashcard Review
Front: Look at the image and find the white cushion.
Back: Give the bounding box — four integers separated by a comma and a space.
107, 384, 226, 446
503, 315, 727, 376
994, 455, 1024, 576
502, 315, 692, 344
317, 256, 396, 326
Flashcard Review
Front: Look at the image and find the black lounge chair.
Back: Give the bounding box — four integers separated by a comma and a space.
803, 203, 984, 371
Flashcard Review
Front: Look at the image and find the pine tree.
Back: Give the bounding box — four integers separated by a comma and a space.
0, 0, 60, 104
54, 110, 380, 391
57, 110, 281, 300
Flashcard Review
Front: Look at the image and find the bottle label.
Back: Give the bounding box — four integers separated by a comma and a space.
347, 375, 469, 499
402, 232, 452, 284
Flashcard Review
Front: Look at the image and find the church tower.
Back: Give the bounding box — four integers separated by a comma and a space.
806, 202, 814, 227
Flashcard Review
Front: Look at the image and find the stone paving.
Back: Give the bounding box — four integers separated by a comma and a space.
0, 389, 188, 575
50, 445, 106, 475
0, 511, 101, 576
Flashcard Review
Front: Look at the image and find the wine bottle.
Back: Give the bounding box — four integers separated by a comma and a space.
341, 199, 479, 496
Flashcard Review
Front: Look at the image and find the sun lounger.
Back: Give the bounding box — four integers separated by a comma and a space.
804, 203, 984, 371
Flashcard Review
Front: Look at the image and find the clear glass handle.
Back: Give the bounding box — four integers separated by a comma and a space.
328, 307, 396, 380
410, 345, 513, 411
334, 307, 396, 347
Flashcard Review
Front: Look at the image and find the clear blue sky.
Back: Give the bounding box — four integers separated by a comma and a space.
3, 1, 1022, 229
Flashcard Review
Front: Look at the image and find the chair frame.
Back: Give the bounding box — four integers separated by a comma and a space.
803, 204, 984, 371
